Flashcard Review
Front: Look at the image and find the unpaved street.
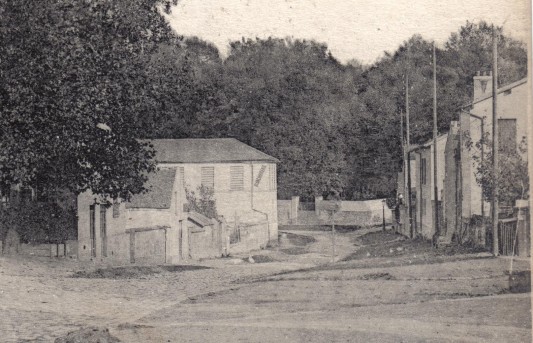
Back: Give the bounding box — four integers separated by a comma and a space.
0, 227, 530, 342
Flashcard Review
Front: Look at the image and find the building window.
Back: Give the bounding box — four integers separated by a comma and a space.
230, 166, 244, 191
179, 166, 185, 186
269, 164, 277, 190
498, 119, 517, 153
112, 201, 120, 218
420, 158, 427, 185
201, 167, 215, 189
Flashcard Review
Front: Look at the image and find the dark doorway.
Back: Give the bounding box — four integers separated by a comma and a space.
89, 205, 96, 257
100, 206, 107, 257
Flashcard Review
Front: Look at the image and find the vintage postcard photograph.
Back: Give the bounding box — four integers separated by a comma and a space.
0, 0, 531, 342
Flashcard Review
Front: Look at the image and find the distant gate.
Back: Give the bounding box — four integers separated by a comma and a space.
498, 218, 518, 256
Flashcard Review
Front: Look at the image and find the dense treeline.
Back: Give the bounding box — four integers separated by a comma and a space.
0, 1, 527, 201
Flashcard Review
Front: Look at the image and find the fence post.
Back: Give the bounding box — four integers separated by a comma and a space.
291, 196, 300, 222
129, 230, 135, 263
315, 196, 323, 216
515, 199, 529, 257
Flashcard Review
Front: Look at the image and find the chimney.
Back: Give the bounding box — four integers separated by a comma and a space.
473, 71, 493, 102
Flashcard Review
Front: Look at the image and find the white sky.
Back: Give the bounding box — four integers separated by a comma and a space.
164, 0, 531, 64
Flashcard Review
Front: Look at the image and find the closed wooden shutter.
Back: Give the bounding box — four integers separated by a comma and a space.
498, 119, 517, 152
201, 167, 214, 189
230, 166, 244, 191
179, 167, 185, 186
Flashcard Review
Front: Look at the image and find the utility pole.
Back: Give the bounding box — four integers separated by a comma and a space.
405, 73, 413, 238
400, 110, 405, 234
491, 27, 499, 256
432, 43, 440, 243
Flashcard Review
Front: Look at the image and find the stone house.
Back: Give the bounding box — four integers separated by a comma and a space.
77, 138, 279, 263
442, 75, 529, 244
408, 134, 448, 240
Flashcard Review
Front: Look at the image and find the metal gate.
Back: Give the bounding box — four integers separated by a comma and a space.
498, 218, 518, 256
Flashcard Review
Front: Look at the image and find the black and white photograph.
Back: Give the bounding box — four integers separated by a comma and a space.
0, 0, 531, 341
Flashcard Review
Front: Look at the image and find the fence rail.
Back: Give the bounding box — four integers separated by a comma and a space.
498, 218, 518, 256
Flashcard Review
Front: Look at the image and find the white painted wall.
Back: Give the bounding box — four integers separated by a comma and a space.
466, 80, 528, 217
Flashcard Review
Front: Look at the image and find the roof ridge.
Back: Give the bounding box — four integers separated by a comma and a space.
461, 77, 527, 109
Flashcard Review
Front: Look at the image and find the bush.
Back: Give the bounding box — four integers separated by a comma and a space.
0, 202, 76, 244
184, 185, 218, 219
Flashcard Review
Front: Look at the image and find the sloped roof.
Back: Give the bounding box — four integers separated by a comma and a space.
407, 133, 449, 153
126, 168, 176, 209
148, 138, 279, 164
461, 77, 527, 109
187, 211, 214, 227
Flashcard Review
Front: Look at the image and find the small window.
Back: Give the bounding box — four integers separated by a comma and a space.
420, 158, 427, 185
201, 167, 214, 189
112, 202, 120, 218
230, 166, 244, 191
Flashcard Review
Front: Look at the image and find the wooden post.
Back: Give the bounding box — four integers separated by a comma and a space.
129, 231, 135, 263
400, 110, 405, 234
491, 27, 499, 256
433, 43, 440, 242
331, 210, 336, 263
406, 73, 413, 238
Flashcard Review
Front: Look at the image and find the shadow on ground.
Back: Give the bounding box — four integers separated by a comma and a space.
72, 265, 211, 279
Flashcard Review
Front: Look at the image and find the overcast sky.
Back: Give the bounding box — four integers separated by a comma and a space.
164, 0, 530, 64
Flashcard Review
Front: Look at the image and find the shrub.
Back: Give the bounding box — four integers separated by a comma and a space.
184, 185, 218, 219
0, 202, 76, 244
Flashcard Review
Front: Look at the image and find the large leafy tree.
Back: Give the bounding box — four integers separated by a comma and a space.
0, 0, 178, 200
213, 38, 361, 200
443, 21, 528, 95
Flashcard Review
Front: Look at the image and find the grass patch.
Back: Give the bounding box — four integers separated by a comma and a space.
280, 247, 307, 255
72, 265, 210, 279
243, 255, 277, 263
282, 232, 316, 246
344, 231, 488, 262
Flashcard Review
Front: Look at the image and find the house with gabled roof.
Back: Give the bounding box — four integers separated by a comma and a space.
77, 138, 279, 263
444, 75, 529, 247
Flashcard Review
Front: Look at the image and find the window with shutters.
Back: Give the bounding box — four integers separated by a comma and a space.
269, 164, 277, 190
112, 201, 120, 218
179, 166, 185, 186
230, 166, 244, 191
201, 167, 214, 189
498, 119, 517, 153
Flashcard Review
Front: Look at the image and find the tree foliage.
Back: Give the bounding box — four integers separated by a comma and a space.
1, 4, 527, 205
0, 0, 179, 200
468, 133, 529, 205
185, 185, 218, 219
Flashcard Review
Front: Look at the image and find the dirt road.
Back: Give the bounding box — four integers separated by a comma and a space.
0, 227, 530, 342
